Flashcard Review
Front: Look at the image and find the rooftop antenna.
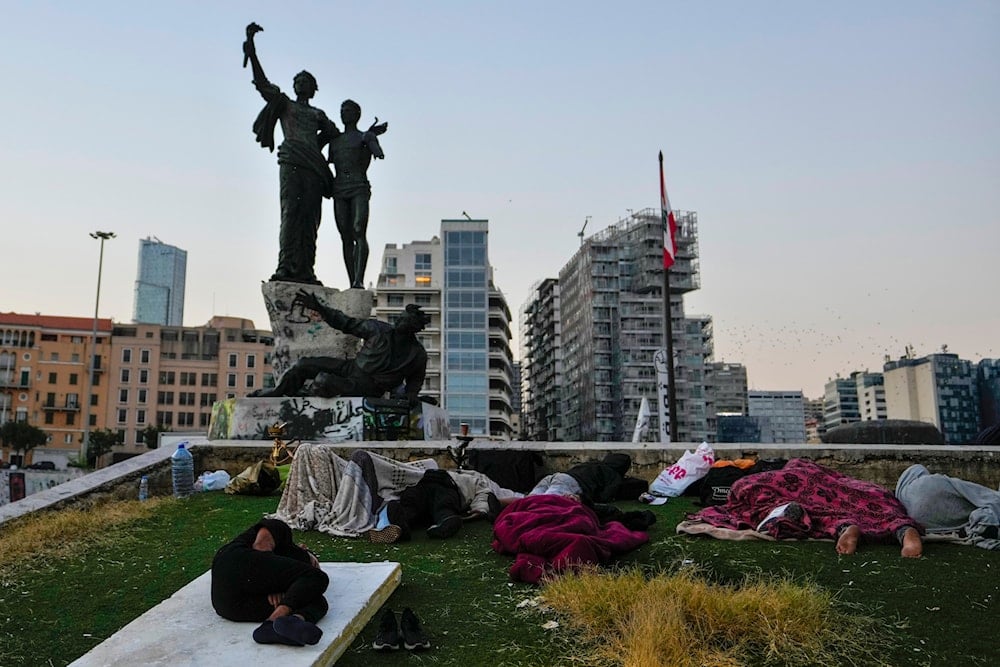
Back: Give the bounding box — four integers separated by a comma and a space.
461, 211, 472, 220
578, 216, 591, 246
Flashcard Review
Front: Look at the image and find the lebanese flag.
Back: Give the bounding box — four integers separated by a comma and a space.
659, 151, 678, 270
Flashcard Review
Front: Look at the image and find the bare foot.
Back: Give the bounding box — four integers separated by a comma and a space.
900, 527, 923, 558
836, 525, 860, 555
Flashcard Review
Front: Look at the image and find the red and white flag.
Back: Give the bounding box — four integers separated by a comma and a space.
659, 151, 678, 270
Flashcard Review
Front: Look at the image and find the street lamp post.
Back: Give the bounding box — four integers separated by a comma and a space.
81, 231, 115, 465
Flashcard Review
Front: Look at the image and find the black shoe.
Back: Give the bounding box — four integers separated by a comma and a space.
372, 608, 400, 651
485, 492, 502, 522
426, 514, 462, 539
400, 608, 431, 650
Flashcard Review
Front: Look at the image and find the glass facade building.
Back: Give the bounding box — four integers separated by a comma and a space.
134, 238, 187, 326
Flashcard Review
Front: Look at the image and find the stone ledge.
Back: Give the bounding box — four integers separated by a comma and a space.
69, 561, 401, 667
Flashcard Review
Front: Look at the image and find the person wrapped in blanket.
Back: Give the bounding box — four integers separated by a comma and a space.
895, 464, 1000, 551
367, 467, 524, 544
686, 458, 923, 558
211, 518, 328, 646
528, 453, 656, 531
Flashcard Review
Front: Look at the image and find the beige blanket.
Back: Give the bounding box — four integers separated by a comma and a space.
269, 444, 436, 537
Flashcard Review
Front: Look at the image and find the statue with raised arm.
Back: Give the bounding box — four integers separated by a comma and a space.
243, 23, 339, 285
329, 100, 388, 289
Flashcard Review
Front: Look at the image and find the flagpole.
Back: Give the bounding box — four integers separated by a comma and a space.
659, 151, 679, 442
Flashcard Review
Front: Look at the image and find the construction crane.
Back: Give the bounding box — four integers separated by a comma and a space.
578, 216, 591, 246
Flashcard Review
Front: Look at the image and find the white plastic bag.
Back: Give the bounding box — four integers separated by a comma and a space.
195, 470, 231, 492
649, 442, 715, 498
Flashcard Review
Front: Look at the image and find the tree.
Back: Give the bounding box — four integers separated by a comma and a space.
139, 425, 169, 449
0, 421, 47, 460
86, 428, 124, 468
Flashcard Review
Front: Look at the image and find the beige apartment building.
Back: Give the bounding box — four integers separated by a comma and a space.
0, 313, 114, 465
107, 317, 275, 456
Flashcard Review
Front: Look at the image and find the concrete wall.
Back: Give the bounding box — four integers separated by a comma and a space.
3, 438, 998, 527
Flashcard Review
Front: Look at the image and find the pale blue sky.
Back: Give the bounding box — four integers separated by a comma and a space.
2, 1, 997, 397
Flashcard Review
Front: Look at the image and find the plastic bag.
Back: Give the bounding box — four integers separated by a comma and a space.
195, 470, 231, 492
649, 442, 715, 498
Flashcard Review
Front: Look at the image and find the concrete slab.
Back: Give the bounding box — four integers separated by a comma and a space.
69, 561, 400, 667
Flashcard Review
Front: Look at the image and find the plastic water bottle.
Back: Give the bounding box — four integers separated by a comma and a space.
138, 475, 149, 501
171, 443, 194, 498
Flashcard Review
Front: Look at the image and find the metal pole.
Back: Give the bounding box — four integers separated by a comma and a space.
663, 267, 678, 442
81, 231, 115, 465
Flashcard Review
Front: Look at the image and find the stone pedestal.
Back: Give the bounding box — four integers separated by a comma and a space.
261, 282, 374, 382
208, 396, 450, 442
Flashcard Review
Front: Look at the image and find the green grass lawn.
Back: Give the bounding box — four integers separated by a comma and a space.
0, 492, 997, 666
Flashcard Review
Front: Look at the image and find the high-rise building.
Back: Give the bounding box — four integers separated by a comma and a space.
705, 362, 748, 440
374, 219, 515, 438
134, 237, 187, 326
976, 359, 1000, 432
884, 353, 980, 444
855, 372, 886, 421
520, 278, 563, 441
823, 376, 860, 431
529, 208, 711, 442
748, 390, 807, 443
0, 313, 113, 465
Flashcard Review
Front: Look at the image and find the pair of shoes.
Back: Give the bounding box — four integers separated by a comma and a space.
372, 607, 431, 651
367, 524, 402, 544
426, 514, 462, 539
253, 616, 322, 646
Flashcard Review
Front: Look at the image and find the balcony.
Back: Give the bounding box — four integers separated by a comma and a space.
42, 400, 81, 412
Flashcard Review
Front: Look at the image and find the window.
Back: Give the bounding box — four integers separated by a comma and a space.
157, 391, 174, 405
90, 394, 98, 406
180, 372, 197, 386
157, 411, 173, 426
200, 393, 217, 407
199, 413, 211, 427
50, 352, 59, 361
66, 412, 75, 426
201, 373, 218, 387
246, 354, 256, 369
246, 374, 255, 389
48, 372, 57, 384
227, 373, 237, 388
138, 389, 147, 404
89, 414, 97, 426
44, 412, 54, 424
122, 349, 132, 363
64, 433, 73, 444
415, 253, 432, 271
228, 353, 238, 368
66, 393, 79, 409
415, 294, 432, 305
178, 412, 195, 427
117, 408, 127, 423
69, 373, 78, 385
139, 369, 149, 384
136, 409, 146, 425
140, 349, 150, 364
388, 294, 404, 306
159, 371, 175, 385
385, 256, 397, 273
120, 368, 131, 383
178, 392, 195, 406
119, 389, 129, 403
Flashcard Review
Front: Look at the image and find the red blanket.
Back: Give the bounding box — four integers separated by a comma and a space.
690, 458, 918, 542
491, 495, 650, 584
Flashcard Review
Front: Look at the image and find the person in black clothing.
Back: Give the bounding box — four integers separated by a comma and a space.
529, 453, 634, 503
211, 518, 329, 646
253, 290, 430, 401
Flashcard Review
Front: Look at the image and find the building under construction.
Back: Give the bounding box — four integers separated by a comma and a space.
522, 208, 714, 442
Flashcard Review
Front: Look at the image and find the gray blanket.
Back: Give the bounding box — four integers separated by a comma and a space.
895, 464, 1000, 551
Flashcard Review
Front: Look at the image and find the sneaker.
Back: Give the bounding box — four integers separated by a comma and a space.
367, 524, 402, 544
400, 608, 431, 650
426, 514, 462, 539
372, 608, 400, 651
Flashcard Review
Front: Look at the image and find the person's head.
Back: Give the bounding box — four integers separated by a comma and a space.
293, 71, 318, 99
395, 304, 431, 334
252, 518, 293, 552
340, 99, 361, 126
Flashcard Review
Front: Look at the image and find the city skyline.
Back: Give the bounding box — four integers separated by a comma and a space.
2, 1, 997, 399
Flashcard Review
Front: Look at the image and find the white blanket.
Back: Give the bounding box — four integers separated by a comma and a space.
269, 444, 437, 537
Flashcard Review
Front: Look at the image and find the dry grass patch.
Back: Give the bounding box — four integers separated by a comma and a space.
540, 566, 892, 667
0, 498, 167, 574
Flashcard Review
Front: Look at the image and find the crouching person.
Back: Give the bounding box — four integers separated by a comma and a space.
211, 518, 329, 646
